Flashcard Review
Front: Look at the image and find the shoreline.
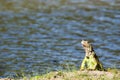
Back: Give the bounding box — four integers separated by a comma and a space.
30, 69, 120, 80
2, 69, 119, 80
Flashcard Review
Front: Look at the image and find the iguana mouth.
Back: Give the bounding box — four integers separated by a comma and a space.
82, 44, 87, 47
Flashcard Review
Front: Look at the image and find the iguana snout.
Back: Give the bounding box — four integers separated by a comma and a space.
81, 40, 90, 47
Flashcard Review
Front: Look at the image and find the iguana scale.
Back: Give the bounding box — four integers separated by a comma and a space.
80, 40, 104, 70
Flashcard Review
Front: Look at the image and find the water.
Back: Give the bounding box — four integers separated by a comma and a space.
0, 0, 120, 78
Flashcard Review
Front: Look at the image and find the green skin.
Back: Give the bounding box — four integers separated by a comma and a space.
80, 40, 104, 70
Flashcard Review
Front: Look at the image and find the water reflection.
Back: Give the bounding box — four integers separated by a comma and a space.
0, 0, 120, 78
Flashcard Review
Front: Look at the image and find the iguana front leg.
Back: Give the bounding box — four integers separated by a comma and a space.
80, 58, 87, 70
88, 54, 98, 70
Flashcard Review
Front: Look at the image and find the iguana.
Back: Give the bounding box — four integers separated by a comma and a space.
80, 40, 104, 70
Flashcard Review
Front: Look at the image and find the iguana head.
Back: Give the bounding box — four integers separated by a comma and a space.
81, 40, 94, 57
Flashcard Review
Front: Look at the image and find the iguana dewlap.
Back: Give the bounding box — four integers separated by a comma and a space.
80, 40, 104, 70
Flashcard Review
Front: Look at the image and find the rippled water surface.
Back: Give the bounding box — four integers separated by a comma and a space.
0, 0, 120, 77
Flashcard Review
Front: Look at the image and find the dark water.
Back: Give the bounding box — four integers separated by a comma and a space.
0, 0, 120, 78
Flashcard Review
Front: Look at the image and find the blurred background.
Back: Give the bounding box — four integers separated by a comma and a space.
0, 0, 120, 78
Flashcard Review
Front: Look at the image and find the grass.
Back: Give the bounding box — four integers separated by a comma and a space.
1, 68, 120, 80
21, 68, 120, 80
